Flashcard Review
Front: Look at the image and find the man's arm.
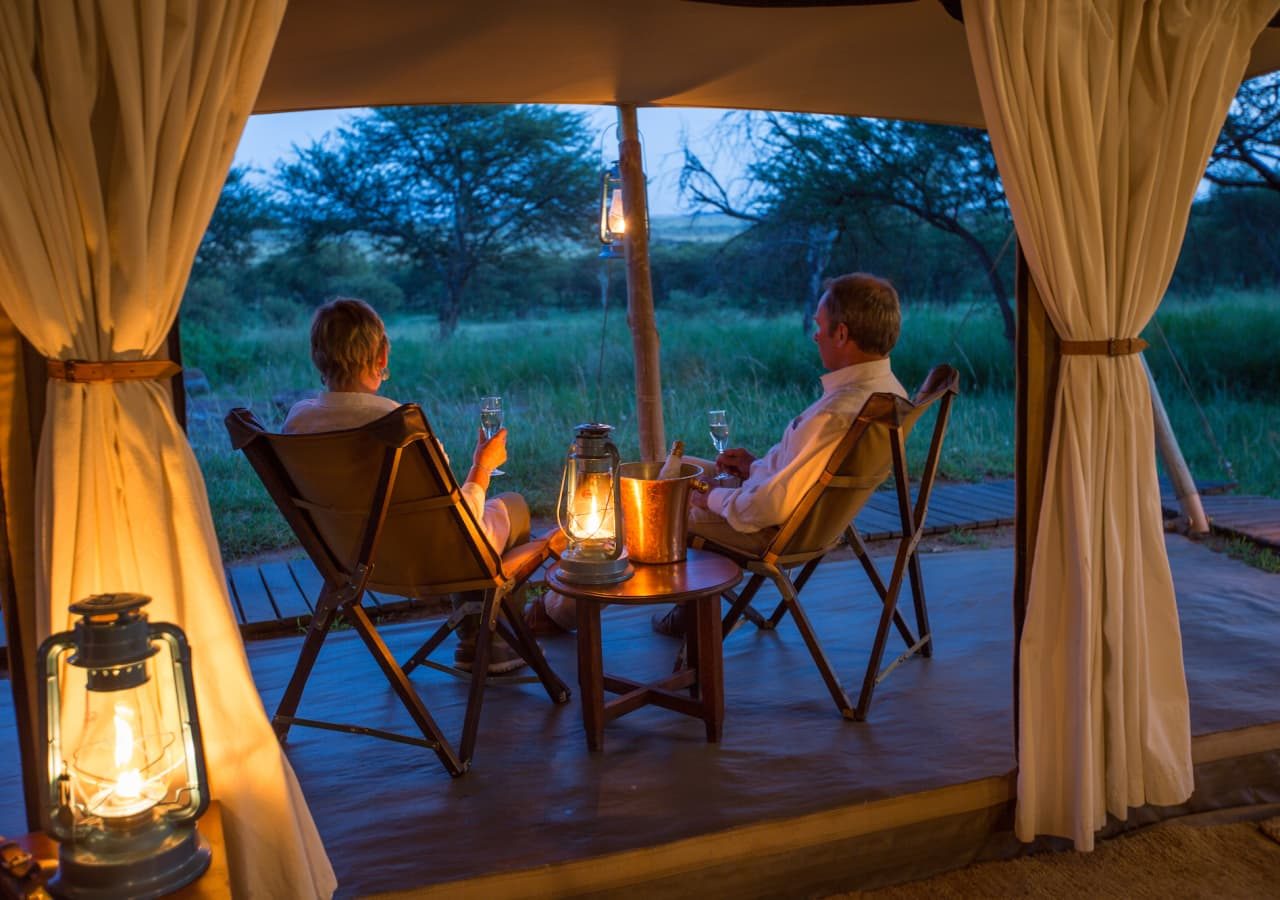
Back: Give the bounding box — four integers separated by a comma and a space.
715, 447, 756, 479
705, 411, 848, 533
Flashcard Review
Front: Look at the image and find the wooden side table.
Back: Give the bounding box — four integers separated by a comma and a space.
548, 548, 742, 751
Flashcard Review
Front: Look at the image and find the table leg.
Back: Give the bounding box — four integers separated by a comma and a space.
682, 600, 699, 696
695, 594, 724, 742
576, 598, 605, 752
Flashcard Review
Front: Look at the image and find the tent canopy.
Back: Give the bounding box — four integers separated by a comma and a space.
256, 0, 1280, 125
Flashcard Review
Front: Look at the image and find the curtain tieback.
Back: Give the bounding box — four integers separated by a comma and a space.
47, 359, 182, 383
1059, 337, 1148, 357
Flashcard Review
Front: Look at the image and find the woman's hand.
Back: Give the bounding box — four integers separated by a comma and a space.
473, 427, 508, 474
715, 447, 754, 480
689, 487, 711, 511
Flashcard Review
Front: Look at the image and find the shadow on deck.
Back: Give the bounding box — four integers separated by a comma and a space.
2, 488, 1277, 897
223, 534, 1278, 897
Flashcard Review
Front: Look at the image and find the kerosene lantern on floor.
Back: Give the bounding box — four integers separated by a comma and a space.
37, 593, 210, 898
556, 423, 633, 584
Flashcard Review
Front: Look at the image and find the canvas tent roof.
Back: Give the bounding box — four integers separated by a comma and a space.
256, 0, 1280, 126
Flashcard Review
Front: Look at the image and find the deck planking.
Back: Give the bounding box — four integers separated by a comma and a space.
0, 479, 1268, 660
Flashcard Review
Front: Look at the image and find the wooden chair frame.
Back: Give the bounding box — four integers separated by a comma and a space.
696, 366, 959, 721
226, 405, 569, 777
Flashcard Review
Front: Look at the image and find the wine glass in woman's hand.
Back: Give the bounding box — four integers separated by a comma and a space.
480, 396, 505, 476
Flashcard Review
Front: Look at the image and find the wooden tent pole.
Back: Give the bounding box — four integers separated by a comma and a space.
1, 331, 48, 829
617, 105, 666, 462
1144, 357, 1209, 534
1013, 244, 1059, 750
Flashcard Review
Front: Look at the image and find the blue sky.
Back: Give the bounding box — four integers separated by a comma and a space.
232, 105, 745, 217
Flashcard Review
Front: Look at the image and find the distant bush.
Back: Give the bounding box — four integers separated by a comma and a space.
182, 276, 239, 332
258, 295, 305, 326
329, 271, 404, 313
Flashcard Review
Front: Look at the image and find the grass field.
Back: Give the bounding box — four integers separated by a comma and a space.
186, 292, 1279, 561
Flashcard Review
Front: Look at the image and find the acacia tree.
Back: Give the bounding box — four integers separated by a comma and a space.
276, 105, 596, 336
682, 113, 1015, 342
194, 165, 277, 274
1207, 73, 1280, 191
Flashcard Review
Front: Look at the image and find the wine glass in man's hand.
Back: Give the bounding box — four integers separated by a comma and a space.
707, 409, 732, 485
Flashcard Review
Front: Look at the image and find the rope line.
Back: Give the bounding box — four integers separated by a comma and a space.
1151, 316, 1235, 483
594, 264, 612, 423
947, 225, 1016, 389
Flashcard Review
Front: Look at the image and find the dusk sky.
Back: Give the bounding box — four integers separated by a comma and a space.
233, 105, 747, 217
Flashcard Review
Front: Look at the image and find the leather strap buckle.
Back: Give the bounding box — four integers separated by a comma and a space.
1106, 337, 1144, 356
1059, 337, 1148, 357
47, 359, 182, 383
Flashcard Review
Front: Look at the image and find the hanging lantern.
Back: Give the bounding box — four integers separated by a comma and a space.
37, 593, 210, 898
556, 424, 632, 584
598, 161, 626, 260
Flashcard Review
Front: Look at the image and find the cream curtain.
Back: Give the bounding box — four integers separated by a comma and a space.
963, 0, 1277, 850
0, 2, 336, 896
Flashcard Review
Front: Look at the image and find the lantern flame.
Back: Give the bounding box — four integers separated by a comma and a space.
607, 188, 626, 236
113, 706, 144, 800
582, 492, 601, 536
569, 477, 614, 543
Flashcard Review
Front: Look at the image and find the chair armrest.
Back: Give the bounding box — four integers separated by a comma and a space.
501, 530, 565, 586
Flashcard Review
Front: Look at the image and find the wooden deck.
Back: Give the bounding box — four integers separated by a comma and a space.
1199, 493, 1280, 550
0, 477, 1269, 661
221, 476, 1258, 635
7, 535, 1275, 896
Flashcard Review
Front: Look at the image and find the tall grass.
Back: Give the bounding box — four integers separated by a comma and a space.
186, 294, 1278, 561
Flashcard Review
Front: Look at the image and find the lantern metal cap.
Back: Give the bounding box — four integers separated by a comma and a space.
68, 592, 158, 686
574, 423, 613, 438
69, 592, 151, 618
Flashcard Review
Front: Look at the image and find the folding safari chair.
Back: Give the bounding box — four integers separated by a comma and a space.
225, 404, 570, 777
692, 365, 959, 722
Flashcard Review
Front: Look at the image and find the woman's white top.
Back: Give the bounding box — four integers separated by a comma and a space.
283, 392, 510, 551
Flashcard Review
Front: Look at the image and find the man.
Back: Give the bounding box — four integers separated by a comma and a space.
527, 272, 907, 637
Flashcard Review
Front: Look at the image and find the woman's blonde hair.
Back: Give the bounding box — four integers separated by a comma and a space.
309, 298, 388, 388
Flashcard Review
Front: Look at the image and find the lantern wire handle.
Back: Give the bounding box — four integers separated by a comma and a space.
555, 447, 573, 536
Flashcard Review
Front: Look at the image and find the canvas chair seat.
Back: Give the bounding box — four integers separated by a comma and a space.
693, 365, 959, 721
225, 403, 570, 777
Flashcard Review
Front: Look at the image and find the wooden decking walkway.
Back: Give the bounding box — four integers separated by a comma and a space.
0, 478, 1271, 661
221, 476, 1265, 636
1197, 494, 1280, 550
221, 479, 1024, 637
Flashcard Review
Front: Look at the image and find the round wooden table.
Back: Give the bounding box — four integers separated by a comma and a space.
548, 548, 742, 751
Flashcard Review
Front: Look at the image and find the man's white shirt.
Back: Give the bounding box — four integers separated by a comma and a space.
705, 358, 906, 533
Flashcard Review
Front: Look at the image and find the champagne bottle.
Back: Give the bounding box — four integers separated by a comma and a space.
656, 440, 685, 479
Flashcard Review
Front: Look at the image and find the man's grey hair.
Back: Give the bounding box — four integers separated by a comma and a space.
821, 273, 901, 357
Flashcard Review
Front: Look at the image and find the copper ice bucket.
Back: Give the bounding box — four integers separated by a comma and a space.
618, 461, 705, 564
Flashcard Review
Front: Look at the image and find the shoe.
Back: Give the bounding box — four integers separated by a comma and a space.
454, 635, 529, 674
524, 595, 571, 636
650, 604, 686, 638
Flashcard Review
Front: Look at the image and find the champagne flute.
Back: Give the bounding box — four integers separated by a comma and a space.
480, 396, 505, 476
707, 409, 731, 485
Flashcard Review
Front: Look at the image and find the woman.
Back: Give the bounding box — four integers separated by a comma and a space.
284, 297, 529, 673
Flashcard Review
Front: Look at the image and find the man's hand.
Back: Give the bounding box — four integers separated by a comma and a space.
473, 427, 508, 474
689, 487, 711, 510
716, 447, 755, 480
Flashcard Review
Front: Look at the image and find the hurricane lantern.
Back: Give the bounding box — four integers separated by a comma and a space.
598, 161, 626, 259
557, 423, 633, 584
37, 593, 210, 899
